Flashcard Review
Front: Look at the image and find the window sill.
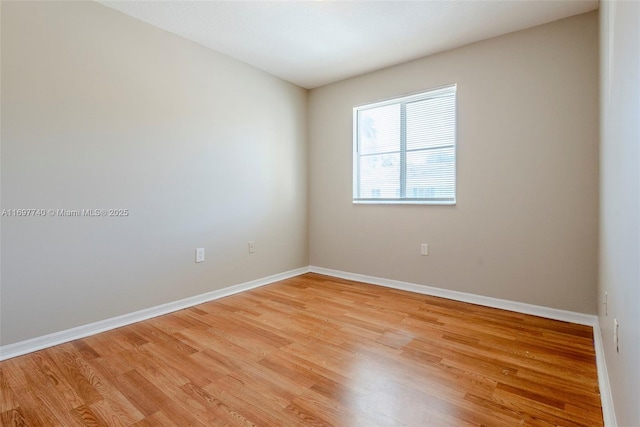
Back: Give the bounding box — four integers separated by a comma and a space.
353, 200, 456, 206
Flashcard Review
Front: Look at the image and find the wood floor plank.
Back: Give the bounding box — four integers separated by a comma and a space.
1, 359, 70, 426
0, 273, 603, 426
0, 368, 20, 413
0, 408, 28, 427
179, 381, 254, 427
45, 347, 104, 407
70, 404, 104, 427
7, 355, 85, 426
89, 398, 142, 427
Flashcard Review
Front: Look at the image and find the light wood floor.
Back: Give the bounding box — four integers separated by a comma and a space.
0, 273, 603, 426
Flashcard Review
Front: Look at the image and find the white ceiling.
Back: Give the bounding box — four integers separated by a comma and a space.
99, 0, 598, 89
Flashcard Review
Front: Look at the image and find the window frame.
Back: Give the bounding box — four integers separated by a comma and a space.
352, 84, 457, 205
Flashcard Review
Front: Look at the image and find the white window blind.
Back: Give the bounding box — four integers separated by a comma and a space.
353, 84, 457, 205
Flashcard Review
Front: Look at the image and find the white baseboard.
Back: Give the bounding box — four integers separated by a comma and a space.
592, 322, 617, 427
0, 266, 310, 361
309, 266, 597, 326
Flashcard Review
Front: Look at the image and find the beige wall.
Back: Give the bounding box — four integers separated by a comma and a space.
309, 12, 599, 314
0, 1, 308, 345
599, 1, 640, 425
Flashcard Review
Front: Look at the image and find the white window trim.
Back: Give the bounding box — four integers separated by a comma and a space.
352, 84, 457, 205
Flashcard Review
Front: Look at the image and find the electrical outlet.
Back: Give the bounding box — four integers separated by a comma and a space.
604, 291, 608, 316
614, 318, 619, 353
421, 243, 429, 256
195, 248, 205, 263
248, 241, 255, 254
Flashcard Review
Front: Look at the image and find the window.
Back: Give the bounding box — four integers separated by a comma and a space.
353, 84, 457, 205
